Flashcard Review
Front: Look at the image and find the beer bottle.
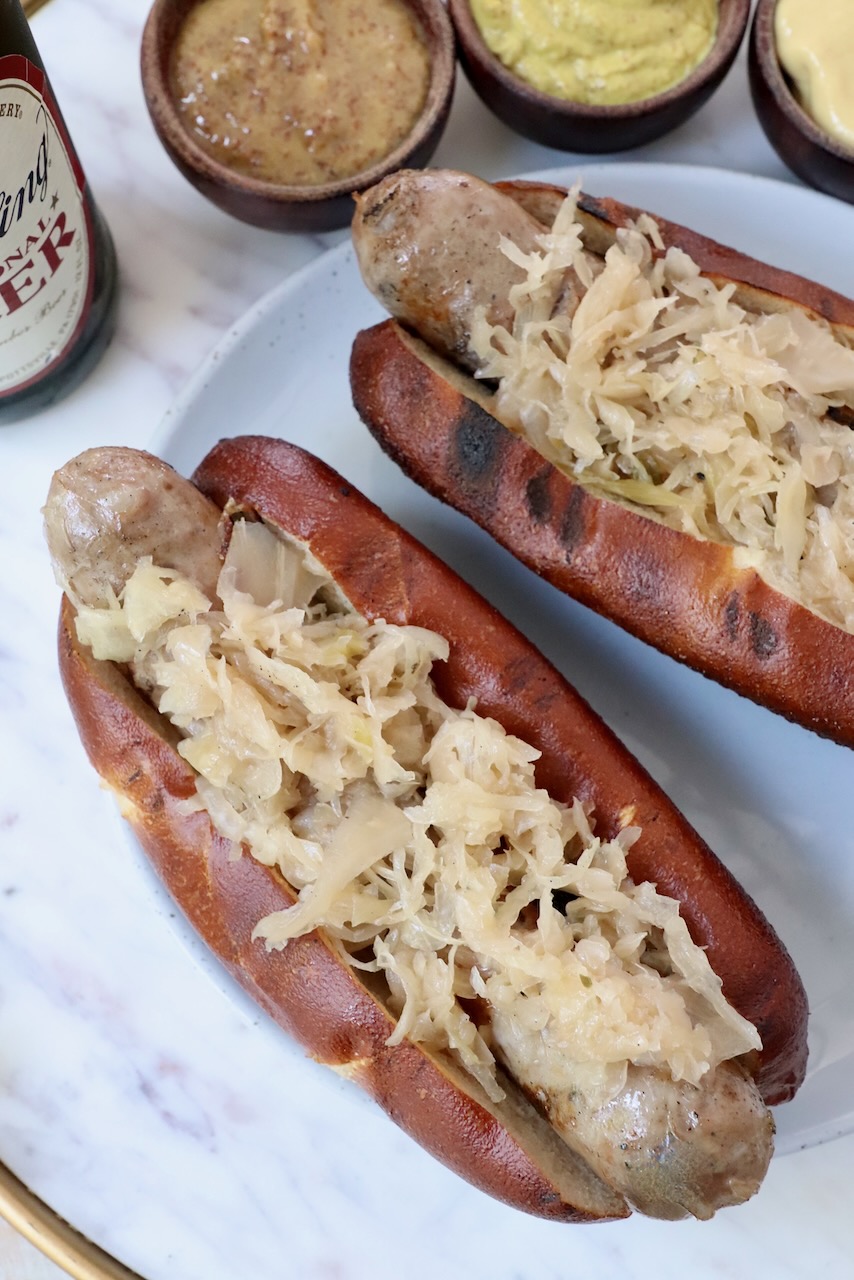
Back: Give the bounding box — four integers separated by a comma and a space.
0, 0, 118, 423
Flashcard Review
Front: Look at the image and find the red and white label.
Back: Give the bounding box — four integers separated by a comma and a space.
0, 55, 94, 397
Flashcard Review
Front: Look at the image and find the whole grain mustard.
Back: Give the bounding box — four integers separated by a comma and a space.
171, 0, 431, 186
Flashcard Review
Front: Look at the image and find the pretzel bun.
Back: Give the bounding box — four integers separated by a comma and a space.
55, 437, 807, 1220
349, 176, 854, 747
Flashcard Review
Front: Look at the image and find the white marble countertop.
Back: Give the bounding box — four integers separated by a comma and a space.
0, 1217, 65, 1280
2, 2, 853, 1277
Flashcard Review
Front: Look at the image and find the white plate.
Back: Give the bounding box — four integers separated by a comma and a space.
151, 163, 854, 1157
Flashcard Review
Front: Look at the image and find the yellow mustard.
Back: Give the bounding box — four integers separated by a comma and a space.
171, 0, 431, 187
775, 0, 854, 151
469, 0, 718, 106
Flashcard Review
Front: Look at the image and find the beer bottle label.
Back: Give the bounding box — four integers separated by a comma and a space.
0, 54, 94, 397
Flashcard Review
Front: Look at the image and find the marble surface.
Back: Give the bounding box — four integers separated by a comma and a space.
1, 1, 853, 1278
0, 1217, 67, 1280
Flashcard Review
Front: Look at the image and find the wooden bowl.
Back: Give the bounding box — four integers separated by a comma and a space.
749, 0, 854, 205
447, 0, 749, 153
140, 0, 456, 233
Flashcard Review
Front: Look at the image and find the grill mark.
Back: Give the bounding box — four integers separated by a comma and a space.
450, 402, 505, 494
526, 467, 553, 524
622, 551, 667, 607
502, 653, 534, 696
749, 611, 779, 659
560, 487, 587, 560
725, 591, 740, 642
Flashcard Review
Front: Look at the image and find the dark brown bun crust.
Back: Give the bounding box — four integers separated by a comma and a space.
57, 438, 805, 1219
351, 319, 854, 750
349, 180, 854, 751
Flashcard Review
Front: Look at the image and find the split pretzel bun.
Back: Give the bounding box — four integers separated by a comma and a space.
54, 437, 806, 1222
349, 174, 854, 747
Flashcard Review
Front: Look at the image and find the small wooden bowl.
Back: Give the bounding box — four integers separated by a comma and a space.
140, 0, 456, 233
447, 0, 749, 153
749, 0, 854, 205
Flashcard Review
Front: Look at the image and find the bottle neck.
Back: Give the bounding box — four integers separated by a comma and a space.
0, 0, 43, 65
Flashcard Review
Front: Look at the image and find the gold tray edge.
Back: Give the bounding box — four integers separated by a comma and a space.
0, 1159, 145, 1280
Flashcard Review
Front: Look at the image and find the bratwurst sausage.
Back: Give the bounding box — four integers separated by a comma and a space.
46, 447, 223, 609
354, 168, 591, 371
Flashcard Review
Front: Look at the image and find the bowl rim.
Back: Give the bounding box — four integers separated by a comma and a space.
447, 0, 750, 120
752, 0, 854, 164
140, 0, 456, 207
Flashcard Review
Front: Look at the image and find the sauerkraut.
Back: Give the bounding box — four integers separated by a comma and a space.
468, 192, 854, 632
76, 519, 760, 1107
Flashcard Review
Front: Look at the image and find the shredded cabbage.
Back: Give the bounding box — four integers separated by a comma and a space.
469, 191, 854, 633
77, 519, 760, 1106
